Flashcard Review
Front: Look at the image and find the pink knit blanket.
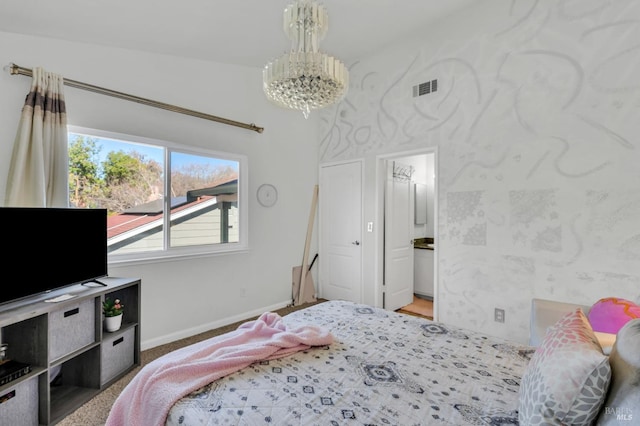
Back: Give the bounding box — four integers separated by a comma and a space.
105, 311, 333, 426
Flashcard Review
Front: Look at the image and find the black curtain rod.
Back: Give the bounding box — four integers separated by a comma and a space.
8, 63, 264, 134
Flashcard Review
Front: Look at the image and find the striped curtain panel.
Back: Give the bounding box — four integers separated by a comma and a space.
4, 67, 68, 207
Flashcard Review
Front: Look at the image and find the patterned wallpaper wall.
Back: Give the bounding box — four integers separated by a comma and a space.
319, 0, 640, 342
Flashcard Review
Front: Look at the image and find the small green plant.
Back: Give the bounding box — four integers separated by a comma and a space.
103, 297, 124, 317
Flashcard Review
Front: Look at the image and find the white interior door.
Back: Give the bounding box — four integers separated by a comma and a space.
384, 161, 414, 311
319, 161, 362, 303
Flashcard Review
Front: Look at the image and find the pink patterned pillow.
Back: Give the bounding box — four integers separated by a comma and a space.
519, 308, 611, 425
588, 297, 640, 334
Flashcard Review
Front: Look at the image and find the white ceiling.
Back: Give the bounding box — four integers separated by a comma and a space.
0, 0, 475, 68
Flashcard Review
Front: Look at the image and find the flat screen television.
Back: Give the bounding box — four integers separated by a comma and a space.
1, 207, 108, 306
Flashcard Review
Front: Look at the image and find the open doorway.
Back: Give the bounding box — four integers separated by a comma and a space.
376, 148, 437, 320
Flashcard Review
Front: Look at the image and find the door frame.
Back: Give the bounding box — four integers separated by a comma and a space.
318, 158, 365, 303
374, 147, 439, 320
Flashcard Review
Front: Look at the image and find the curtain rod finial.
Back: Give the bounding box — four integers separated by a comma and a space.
6, 63, 20, 75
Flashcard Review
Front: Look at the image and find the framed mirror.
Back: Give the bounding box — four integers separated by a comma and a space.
415, 183, 427, 224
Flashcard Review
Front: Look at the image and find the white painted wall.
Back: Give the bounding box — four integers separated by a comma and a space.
5, 0, 639, 348
391, 154, 428, 238
425, 153, 435, 239
0, 31, 319, 349
400, 153, 435, 240
319, 0, 640, 343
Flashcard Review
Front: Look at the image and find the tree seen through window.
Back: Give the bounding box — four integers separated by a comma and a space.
68, 132, 242, 257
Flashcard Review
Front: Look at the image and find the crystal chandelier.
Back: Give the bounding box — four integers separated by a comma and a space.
263, 0, 349, 119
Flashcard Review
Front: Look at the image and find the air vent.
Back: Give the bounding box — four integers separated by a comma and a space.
412, 79, 438, 97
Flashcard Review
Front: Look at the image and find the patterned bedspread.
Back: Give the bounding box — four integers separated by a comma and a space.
167, 300, 533, 425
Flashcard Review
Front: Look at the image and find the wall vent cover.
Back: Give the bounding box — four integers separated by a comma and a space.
413, 79, 438, 97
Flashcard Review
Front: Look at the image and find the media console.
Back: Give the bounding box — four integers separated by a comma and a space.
0, 277, 140, 425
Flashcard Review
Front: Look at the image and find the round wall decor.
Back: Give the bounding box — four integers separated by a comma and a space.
257, 183, 278, 207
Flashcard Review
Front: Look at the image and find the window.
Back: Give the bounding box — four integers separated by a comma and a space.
68, 126, 248, 263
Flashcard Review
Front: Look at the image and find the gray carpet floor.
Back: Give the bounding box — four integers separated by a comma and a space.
57, 299, 326, 426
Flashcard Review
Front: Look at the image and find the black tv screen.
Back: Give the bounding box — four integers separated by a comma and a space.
1, 207, 108, 305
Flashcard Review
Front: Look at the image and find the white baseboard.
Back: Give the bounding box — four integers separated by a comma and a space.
141, 299, 292, 351
414, 292, 433, 300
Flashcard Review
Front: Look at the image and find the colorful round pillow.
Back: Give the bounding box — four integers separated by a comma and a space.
588, 298, 640, 334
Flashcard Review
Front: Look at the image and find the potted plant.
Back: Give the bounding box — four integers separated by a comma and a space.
103, 297, 124, 332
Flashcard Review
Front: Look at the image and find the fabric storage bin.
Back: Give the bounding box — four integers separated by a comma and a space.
49, 298, 96, 361
101, 327, 135, 385
0, 376, 38, 426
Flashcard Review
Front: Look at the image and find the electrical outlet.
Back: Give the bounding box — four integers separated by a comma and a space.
494, 308, 505, 323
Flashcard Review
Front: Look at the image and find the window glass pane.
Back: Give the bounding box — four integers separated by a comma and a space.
169, 151, 240, 247
68, 132, 165, 255
68, 128, 247, 260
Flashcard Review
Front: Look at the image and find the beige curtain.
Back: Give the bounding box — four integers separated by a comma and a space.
5, 67, 68, 207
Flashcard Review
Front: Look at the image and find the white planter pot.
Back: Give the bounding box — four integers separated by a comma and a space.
104, 314, 123, 332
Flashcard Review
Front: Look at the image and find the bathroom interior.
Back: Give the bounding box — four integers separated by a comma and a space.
392, 152, 435, 318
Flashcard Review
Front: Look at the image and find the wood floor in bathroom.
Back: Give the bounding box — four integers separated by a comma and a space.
397, 295, 433, 320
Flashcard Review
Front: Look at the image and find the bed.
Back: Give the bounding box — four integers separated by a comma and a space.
165, 300, 534, 425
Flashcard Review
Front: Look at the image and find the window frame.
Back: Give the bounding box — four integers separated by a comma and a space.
67, 125, 249, 266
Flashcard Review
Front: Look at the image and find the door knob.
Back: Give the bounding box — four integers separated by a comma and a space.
352, 241, 360, 245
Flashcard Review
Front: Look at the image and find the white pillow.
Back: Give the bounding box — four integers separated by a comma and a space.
519, 308, 611, 425
596, 318, 640, 425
